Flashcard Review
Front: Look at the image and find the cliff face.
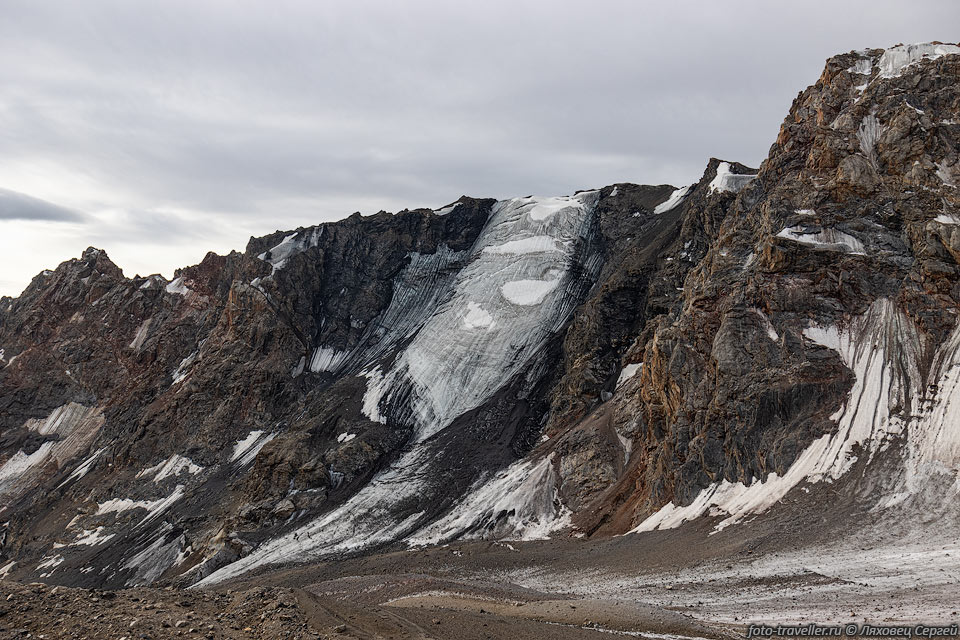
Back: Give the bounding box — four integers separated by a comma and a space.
1, 43, 959, 588
570, 42, 960, 535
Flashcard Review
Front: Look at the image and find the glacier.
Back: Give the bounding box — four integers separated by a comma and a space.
196, 191, 603, 585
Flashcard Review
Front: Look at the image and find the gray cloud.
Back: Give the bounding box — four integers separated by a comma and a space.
0, 188, 86, 222
0, 0, 958, 295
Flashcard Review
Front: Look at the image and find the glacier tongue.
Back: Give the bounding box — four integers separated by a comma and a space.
196, 192, 601, 586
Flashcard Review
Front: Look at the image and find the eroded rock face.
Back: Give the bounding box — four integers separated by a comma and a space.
1, 43, 958, 587
566, 44, 960, 535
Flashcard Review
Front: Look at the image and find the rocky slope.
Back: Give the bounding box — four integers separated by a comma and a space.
1, 42, 959, 594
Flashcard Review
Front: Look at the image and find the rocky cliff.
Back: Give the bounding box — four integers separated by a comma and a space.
1, 42, 958, 589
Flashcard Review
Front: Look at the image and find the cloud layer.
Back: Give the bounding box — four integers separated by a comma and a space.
0, 188, 86, 222
0, 0, 958, 296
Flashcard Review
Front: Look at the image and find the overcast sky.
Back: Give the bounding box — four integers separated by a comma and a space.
1, 1, 958, 296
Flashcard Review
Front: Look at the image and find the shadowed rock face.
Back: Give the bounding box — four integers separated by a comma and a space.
1, 43, 959, 588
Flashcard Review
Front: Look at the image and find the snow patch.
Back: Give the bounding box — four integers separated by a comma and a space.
937, 162, 956, 187
520, 195, 584, 221
72, 527, 115, 546
462, 301, 495, 329
776, 226, 865, 254
57, 447, 106, 489
257, 228, 323, 272
230, 430, 276, 466
136, 454, 203, 482
482, 236, 562, 255
290, 356, 306, 378
654, 185, 691, 214
501, 278, 561, 306
616, 363, 642, 388
37, 554, 64, 576
709, 162, 756, 194
164, 277, 191, 296
752, 308, 780, 342
0, 444, 55, 494
96, 485, 186, 526
128, 318, 152, 351
171, 350, 199, 385
361, 367, 388, 424
336, 432, 356, 444
934, 213, 960, 225
434, 202, 461, 216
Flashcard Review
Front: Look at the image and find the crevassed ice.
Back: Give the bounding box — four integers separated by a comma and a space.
122, 524, 186, 586
632, 298, 960, 534
332, 245, 470, 375
877, 43, 960, 79
708, 162, 756, 193
309, 347, 349, 373
365, 191, 598, 442
857, 113, 884, 168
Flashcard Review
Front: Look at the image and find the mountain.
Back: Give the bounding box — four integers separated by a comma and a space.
1, 41, 959, 613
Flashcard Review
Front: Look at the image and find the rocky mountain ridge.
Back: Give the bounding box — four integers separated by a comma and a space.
1, 42, 959, 591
